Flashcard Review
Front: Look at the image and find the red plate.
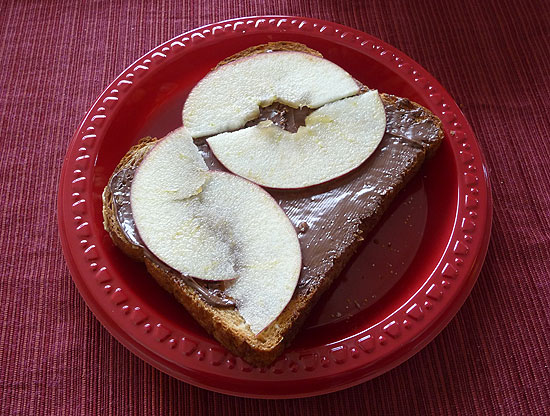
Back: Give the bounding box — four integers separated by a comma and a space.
58, 16, 492, 398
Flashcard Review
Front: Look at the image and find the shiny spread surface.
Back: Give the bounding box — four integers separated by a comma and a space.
244, 102, 314, 133
199, 95, 441, 294
110, 94, 441, 302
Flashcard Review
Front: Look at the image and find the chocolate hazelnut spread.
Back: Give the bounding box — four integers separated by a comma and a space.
244, 102, 314, 133
199, 95, 441, 294
110, 94, 441, 304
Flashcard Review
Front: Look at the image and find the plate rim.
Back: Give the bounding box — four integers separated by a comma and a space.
58, 15, 493, 398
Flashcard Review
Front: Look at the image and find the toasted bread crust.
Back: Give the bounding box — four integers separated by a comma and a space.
102, 42, 444, 366
214, 42, 322, 69
102, 137, 157, 262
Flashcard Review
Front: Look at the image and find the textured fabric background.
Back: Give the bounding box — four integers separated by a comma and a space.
1, 0, 549, 414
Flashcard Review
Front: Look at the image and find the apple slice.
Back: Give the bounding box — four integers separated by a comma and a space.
183, 51, 360, 138
200, 172, 301, 334
206, 90, 386, 189
131, 128, 302, 333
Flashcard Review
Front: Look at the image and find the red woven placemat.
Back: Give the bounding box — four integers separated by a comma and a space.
1, 1, 548, 414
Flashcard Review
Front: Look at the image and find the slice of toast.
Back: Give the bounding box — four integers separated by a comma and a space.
102, 42, 444, 366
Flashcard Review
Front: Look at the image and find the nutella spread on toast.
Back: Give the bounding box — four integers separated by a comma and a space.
201, 95, 441, 294
244, 102, 314, 133
110, 95, 441, 302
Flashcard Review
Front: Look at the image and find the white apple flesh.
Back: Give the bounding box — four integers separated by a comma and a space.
206, 90, 386, 189
130, 128, 302, 334
183, 51, 360, 138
